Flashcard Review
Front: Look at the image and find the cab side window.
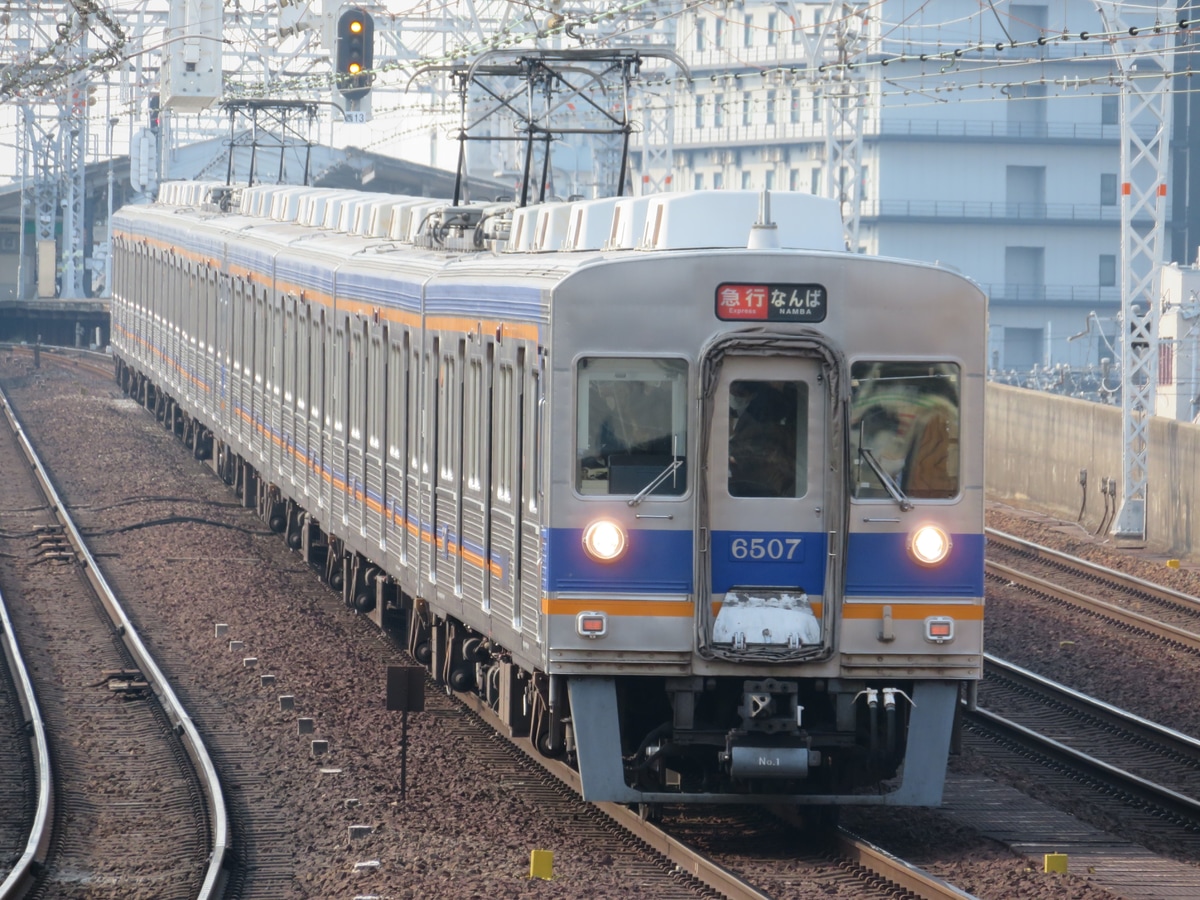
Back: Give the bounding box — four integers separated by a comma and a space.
849, 361, 960, 500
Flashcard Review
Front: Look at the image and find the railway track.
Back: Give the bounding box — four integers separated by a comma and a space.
0, 342, 113, 383
457, 663, 977, 900
971, 655, 1200, 829
0, 383, 227, 899
986, 528, 1200, 649
0, 349, 988, 899
974, 528, 1200, 872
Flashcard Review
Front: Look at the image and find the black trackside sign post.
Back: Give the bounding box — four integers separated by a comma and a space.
386, 665, 425, 799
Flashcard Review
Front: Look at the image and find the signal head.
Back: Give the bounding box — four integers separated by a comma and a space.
335, 7, 375, 101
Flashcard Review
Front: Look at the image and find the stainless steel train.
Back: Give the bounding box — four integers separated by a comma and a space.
110, 182, 985, 809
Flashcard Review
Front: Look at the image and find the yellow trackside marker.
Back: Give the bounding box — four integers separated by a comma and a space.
1044, 853, 1068, 874
1167, 559, 1181, 569
529, 849, 554, 880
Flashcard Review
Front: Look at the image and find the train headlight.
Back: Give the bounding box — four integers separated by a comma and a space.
909, 525, 951, 566
582, 520, 627, 562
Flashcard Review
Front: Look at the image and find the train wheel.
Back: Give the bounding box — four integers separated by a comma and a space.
637, 803, 662, 823
353, 591, 375, 614
535, 730, 561, 758
329, 567, 344, 591
413, 641, 432, 665
448, 665, 474, 691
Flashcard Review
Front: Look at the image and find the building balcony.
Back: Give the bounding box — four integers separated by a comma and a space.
862, 199, 1147, 225
982, 283, 1121, 306
876, 118, 1136, 144
653, 117, 1146, 152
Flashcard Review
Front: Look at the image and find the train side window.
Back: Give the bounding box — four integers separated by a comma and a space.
386, 336, 406, 462
529, 364, 543, 514
254, 290, 267, 387
409, 344, 421, 469
350, 326, 364, 442
438, 352, 458, 482
575, 357, 688, 496
849, 361, 961, 501
283, 299, 295, 406
232, 282, 244, 375
466, 358, 483, 490
496, 364, 514, 501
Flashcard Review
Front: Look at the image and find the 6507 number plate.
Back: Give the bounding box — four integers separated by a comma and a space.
728, 535, 804, 562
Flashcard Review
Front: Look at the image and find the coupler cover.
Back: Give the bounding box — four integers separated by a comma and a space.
728, 744, 820, 779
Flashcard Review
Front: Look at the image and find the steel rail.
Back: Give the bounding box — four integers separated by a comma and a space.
968, 658, 1200, 823
985, 558, 1200, 651
455, 690, 773, 900
985, 653, 1200, 758
0, 385, 230, 899
0, 588, 53, 899
458, 690, 976, 900
987, 527, 1200, 609
835, 831, 980, 900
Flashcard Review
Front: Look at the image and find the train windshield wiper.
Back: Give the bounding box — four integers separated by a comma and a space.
627, 457, 683, 507
859, 447, 913, 512
628, 436, 682, 507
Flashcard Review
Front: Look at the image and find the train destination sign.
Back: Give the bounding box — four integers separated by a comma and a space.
716, 283, 828, 323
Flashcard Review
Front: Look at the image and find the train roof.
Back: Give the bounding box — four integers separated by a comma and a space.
124, 182, 846, 250
114, 183, 984, 320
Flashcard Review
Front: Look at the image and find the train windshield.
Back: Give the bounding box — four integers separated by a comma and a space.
576, 357, 688, 496
849, 361, 961, 501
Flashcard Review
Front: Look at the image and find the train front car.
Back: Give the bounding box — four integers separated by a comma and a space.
546, 192, 985, 807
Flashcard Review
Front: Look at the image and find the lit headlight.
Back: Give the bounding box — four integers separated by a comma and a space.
910, 525, 951, 566
582, 520, 627, 562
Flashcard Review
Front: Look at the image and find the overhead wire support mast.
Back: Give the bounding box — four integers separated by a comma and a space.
789, 1, 870, 251
411, 48, 690, 207
1094, 2, 1176, 541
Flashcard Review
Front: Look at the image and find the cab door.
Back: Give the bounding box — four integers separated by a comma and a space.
702, 353, 832, 657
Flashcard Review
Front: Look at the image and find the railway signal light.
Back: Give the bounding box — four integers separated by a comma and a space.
335, 7, 374, 102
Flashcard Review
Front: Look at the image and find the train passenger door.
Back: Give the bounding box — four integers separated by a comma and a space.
702, 353, 832, 659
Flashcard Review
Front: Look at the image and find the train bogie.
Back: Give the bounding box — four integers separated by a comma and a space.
111, 184, 985, 808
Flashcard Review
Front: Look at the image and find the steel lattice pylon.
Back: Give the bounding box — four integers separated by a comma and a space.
638, 80, 675, 196
1095, 2, 1175, 541
790, 1, 869, 250
60, 64, 89, 298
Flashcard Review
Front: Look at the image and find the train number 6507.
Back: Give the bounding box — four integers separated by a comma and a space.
729, 536, 803, 561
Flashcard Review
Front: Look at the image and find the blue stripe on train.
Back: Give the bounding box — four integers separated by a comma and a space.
544, 528, 693, 593
844, 532, 985, 597
543, 528, 984, 597
710, 530, 828, 595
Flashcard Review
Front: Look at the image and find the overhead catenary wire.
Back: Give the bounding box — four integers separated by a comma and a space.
2, 1, 1199, 177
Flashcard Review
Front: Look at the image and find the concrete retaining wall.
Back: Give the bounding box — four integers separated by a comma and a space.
986, 383, 1200, 556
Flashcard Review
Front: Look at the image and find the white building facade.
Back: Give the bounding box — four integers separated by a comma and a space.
639, 1, 1188, 374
